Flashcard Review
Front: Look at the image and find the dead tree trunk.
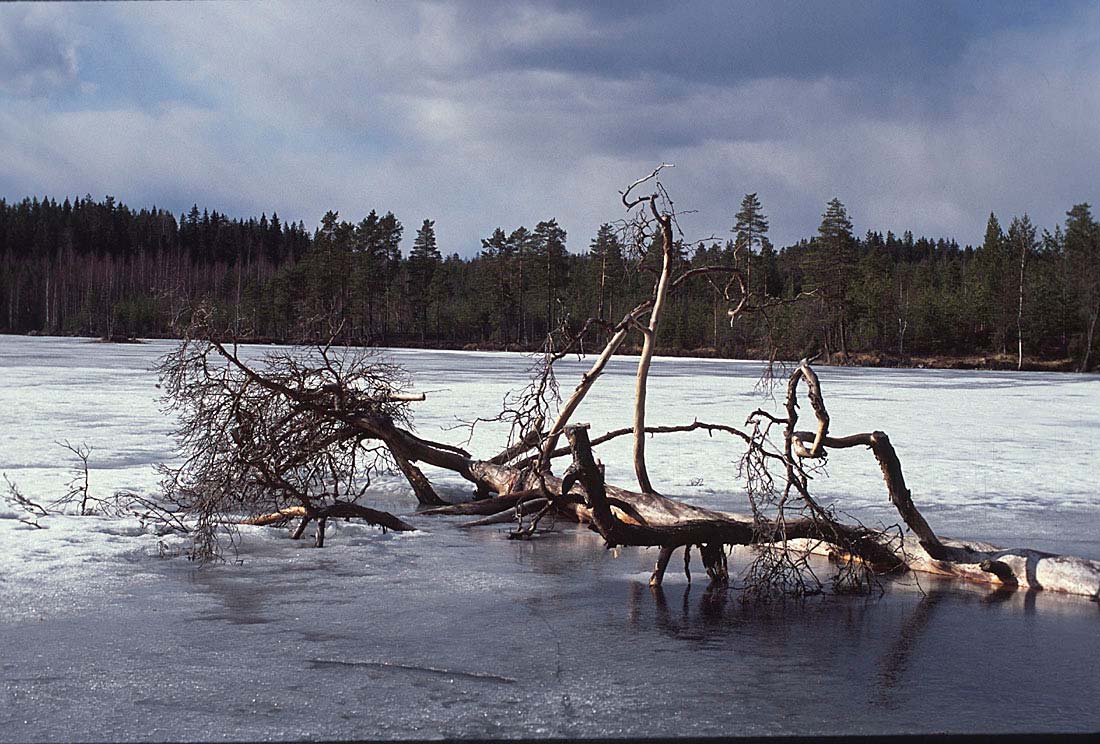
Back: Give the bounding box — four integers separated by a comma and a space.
632, 206, 673, 494
621, 165, 677, 494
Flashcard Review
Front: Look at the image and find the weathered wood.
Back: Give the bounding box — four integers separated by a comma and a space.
242, 502, 414, 535
560, 424, 903, 583
242, 506, 308, 526
202, 325, 1100, 599
417, 489, 542, 516
632, 196, 675, 494
649, 546, 676, 587
388, 442, 447, 507
314, 502, 415, 532
290, 514, 312, 540
458, 498, 549, 528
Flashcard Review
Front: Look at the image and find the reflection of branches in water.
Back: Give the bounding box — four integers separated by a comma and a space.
627, 576, 894, 648
875, 589, 947, 707
629, 582, 735, 641
874, 583, 1045, 708
649, 584, 692, 638
981, 585, 1039, 614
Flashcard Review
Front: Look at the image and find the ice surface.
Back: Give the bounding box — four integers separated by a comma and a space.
2, 335, 1099, 740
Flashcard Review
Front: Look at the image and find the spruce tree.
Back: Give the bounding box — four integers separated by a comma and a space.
480, 227, 514, 343
978, 212, 1012, 353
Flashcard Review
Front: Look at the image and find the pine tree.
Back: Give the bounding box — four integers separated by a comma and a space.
533, 219, 567, 338
733, 193, 771, 254
409, 219, 441, 342
1065, 203, 1100, 370
588, 223, 623, 328
802, 197, 856, 357
733, 192, 773, 298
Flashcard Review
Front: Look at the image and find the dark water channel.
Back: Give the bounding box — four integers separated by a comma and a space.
3, 510, 1099, 742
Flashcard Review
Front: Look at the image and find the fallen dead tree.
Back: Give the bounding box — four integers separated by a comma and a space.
175, 334, 1100, 598
154, 168, 1100, 600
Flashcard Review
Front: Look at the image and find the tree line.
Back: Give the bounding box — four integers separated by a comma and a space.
1, 192, 1098, 370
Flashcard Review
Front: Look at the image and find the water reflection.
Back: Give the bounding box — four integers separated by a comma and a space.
874, 588, 946, 707
615, 567, 1100, 727
631, 582, 735, 641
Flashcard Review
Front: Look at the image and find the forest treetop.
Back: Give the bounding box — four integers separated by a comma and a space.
1, 192, 1098, 371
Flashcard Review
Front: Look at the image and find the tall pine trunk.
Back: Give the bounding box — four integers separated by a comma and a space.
1081, 303, 1099, 373
1017, 241, 1027, 370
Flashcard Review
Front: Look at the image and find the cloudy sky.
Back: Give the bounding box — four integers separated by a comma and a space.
1, 0, 1097, 255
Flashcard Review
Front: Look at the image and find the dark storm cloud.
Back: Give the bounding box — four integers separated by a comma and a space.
469, 1, 1065, 89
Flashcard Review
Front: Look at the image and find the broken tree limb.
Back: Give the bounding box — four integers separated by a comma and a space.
791, 429, 949, 559
314, 502, 415, 532
787, 429, 1100, 596
388, 441, 447, 507
242, 502, 414, 534
243, 506, 308, 526
458, 498, 549, 528
417, 489, 543, 516
786, 360, 829, 458
775, 363, 1100, 598
561, 423, 902, 584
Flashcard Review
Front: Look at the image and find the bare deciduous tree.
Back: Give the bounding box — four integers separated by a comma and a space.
156, 309, 429, 559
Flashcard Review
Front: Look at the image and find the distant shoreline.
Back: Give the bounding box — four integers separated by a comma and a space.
8, 331, 1089, 374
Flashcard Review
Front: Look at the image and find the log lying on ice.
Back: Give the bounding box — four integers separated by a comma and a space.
793, 536, 1100, 597
787, 429, 1100, 597
558, 425, 1100, 598
416, 489, 543, 516
379, 413, 1100, 597
559, 424, 903, 585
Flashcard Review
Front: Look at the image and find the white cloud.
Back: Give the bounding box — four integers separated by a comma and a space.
0, 5, 79, 95
0, 0, 1096, 254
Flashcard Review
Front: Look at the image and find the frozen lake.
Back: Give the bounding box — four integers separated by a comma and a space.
2, 335, 1099, 739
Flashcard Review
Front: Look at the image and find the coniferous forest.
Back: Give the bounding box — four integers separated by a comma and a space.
1, 193, 1098, 371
